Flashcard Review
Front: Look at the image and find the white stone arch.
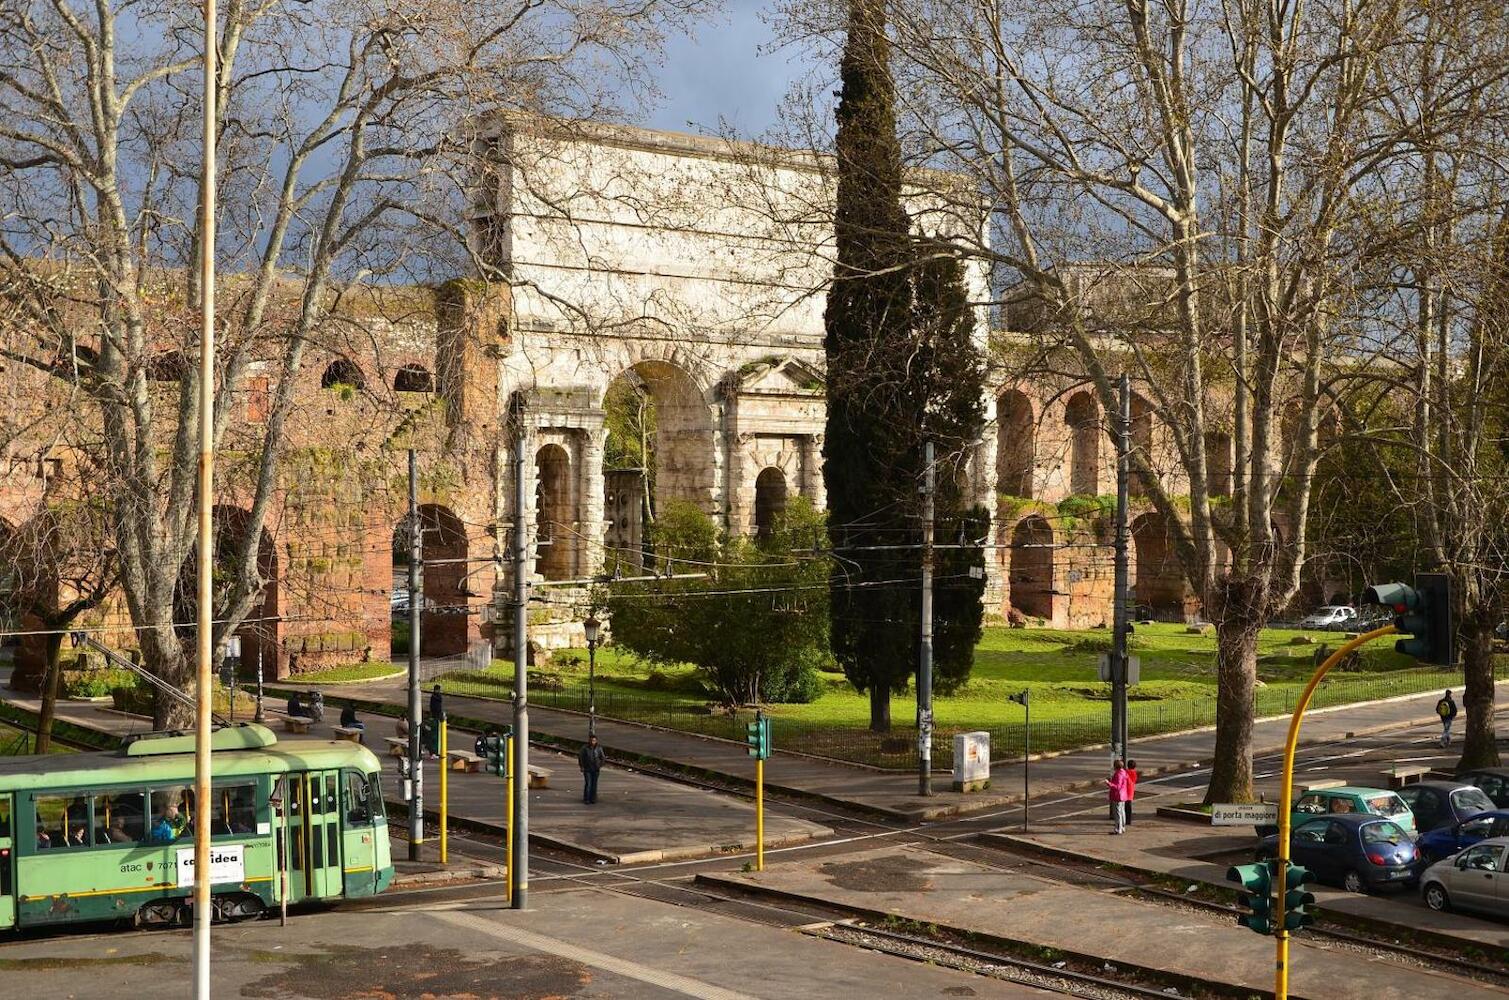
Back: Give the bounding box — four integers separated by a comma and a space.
601, 353, 719, 519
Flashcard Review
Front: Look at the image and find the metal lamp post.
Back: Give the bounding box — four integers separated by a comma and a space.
583, 615, 601, 738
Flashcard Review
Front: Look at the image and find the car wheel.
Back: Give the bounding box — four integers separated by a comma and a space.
1423, 882, 1451, 912
1342, 869, 1366, 893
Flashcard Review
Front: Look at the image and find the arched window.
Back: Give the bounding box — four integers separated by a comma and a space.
321, 358, 365, 390
996, 390, 1034, 497
1064, 391, 1100, 495
394, 364, 434, 393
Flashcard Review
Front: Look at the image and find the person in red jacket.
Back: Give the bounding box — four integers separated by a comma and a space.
1105, 759, 1131, 834
1125, 758, 1139, 826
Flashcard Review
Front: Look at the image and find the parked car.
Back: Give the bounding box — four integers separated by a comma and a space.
1418, 810, 1509, 864
1420, 836, 1509, 915
1297, 605, 1358, 630
1456, 768, 1509, 809
1397, 781, 1497, 833
1266, 786, 1418, 836
1256, 815, 1419, 893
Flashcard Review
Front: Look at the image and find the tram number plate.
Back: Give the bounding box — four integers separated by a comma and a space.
176, 844, 245, 887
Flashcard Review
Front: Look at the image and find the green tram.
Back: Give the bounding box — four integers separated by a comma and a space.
0, 723, 393, 930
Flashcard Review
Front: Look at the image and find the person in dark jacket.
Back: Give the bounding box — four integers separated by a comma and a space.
429, 684, 445, 722
578, 735, 605, 804
1437, 689, 1458, 748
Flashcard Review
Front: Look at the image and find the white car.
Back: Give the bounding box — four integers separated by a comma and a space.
1420, 836, 1509, 916
1298, 605, 1358, 630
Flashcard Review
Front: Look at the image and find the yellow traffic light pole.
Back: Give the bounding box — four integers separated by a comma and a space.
439, 720, 448, 864
1275, 624, 1397, 999
755, 756, 765, 872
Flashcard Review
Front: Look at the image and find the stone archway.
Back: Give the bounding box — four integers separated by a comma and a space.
535, 444, 574, 581
1130, 393, 1154, 496
997, 389, 1035, 498
1009, 514, 1055, 621
1132, 511, 1185, 619
754, 467, 788, 539
414, 504, 467, 657
1064, 391, 1100, 495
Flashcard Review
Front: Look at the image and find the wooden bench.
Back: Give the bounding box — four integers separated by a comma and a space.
1383, 765, 1431, 789
384, 736, 410, 758
447, 749, 483, 773
284, 715, 314, 735
331, 726, 365, 743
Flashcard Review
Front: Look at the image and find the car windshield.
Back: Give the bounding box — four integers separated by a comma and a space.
1451, 788, 1495, 814
1365, 794, 1410, 817
1361, 821, 1407, 845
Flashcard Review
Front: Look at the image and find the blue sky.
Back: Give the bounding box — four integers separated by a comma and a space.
641, 2, 814, 137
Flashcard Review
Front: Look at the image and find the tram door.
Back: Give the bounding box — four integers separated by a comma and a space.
304, 771, 344, 898
0, 794, 13, 928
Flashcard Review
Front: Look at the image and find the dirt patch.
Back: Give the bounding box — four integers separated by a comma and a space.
0, 952, 170, 971
820, 855, 932, 893
243, 944, 591, 999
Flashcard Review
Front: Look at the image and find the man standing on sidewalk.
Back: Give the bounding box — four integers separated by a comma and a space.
579, 734, 605, 804
1437, 689, 1458, 748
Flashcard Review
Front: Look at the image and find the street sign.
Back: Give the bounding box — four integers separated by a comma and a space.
1097, 654, 1141, 684
1212, 802, 1279, 826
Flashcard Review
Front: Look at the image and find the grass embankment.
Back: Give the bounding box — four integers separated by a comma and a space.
433, 624, 1470, 768
291, 661, 404, 684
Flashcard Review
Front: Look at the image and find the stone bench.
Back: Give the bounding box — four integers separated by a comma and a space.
284, 715, 314, 735
447, 749, 483, 772
528, 766, 552, 789
1383, 765, 1431, 789
331, 726, 365, 743
384, 736, 410, 757
1298, 778, 1346, 793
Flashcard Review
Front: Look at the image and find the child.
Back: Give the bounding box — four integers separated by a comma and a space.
1105, 759, 1131, 834
1125, 758, 1139, 826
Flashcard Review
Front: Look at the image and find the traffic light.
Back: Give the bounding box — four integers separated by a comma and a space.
1362, 573, 1455, 666
1227, 861, 1274, 935
1281, 864, 1316, 932
480, 732, 508, 775
746, 712, 771, 760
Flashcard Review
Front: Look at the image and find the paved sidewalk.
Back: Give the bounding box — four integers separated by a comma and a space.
701, 844, 1505, 1000
305, 672, 1509, 823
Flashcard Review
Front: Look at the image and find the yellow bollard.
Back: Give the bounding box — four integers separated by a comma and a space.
1274, 624, 1397, 1000
755, 756, 765, 872
505, 734, 514, 899
439, 720, 448, 864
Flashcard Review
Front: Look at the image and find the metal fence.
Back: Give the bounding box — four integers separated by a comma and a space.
507, 662, 1498, 772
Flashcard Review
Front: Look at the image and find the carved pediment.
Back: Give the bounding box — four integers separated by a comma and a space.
734, 357, 825, 396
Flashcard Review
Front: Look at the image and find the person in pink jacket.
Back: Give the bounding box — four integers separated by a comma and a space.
1106, 759, 1131, 834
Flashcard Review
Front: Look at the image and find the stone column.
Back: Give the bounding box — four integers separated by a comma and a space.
801, 433, 827, 509
580, 423, 607, 577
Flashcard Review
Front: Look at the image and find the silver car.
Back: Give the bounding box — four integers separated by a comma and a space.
1420, 835, 1509, 915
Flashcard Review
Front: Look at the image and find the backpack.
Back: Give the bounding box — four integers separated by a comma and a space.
1437, 698, 1452, 718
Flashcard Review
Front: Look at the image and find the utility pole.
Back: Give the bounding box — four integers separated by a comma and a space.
918, 439, 935, 797
407, 449, 423, 860
1111, 374, 1132, 762
511, 406, 530, 908
192, 1, 218, 994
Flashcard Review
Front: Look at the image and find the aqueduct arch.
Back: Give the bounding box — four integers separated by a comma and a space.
1009, 514, 1056, 621
1132, 510, 1187, 620
1064, 391, 1100, 495
997, 389, 1035, 498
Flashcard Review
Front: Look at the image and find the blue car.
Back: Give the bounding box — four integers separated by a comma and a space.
1256, 814, 1418, 893
1417, 809, 1509, 864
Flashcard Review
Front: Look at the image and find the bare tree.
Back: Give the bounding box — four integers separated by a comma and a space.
0, 0, 713, 725
771, 0, 1508, 799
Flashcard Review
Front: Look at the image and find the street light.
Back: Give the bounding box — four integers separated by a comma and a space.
583, 614, 601, 738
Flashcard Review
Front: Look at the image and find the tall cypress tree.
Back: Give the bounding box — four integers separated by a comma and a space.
824, 0, 985, 730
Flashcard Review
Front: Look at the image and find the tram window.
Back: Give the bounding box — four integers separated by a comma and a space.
36, 794, 89, 849
149, 787, 192, 843
0, 797, 10, 838
344, 771, 371, 824
93, 792, 146, 844
213, 784, 257, 835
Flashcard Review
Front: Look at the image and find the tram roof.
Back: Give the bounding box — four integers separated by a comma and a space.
0, 735, 381, 792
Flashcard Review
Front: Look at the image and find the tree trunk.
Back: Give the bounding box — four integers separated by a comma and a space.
140, 623, 193, 730
1206, 579, 1263, 803
1457, 618, 1500, 770
33, 632, 65, 754
869, 683, 891, 732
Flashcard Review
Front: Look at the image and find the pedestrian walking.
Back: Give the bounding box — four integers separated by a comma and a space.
1437, 689, 1458, 748
578, 734, 605, 804
1106, 759, 1131, 835
1124, 758, 1139, 826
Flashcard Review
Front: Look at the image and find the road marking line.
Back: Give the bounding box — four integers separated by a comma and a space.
429, 907, 761, 1000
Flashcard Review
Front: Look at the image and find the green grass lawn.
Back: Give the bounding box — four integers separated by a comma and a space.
435, 623, 1480, 768
294, 661, 405, 684
0, 722, 74, 755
